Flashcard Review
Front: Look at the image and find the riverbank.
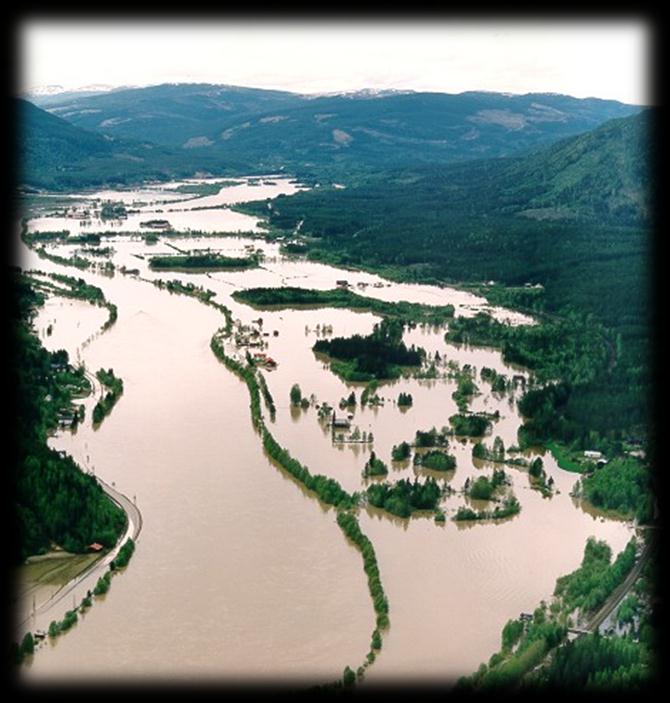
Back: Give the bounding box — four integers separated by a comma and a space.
16, 473, 142, 657
16, 180, 644, 687
13, 271, 142, 654
16, 464, 142, 634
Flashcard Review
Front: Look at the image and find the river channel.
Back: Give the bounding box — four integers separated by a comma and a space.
15, 176, 634, 686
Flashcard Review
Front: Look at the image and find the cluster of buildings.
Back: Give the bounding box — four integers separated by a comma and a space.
231, 319, 279, 369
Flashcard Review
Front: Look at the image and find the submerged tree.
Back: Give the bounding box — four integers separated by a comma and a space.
290, 383, 302, 406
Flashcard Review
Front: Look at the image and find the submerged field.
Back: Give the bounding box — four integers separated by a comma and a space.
15, 176, 643, 686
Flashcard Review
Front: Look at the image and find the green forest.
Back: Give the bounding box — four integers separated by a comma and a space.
414, 450, 456, 472
148, 253, 258, 270
12, 272, 126, 562
232, 286, 455, 323
236, 113, 652, 466
458, 536, 652, 690
313, 318, 424, 381
366, 476, 443, 518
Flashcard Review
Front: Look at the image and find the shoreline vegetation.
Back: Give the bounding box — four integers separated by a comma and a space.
16, 538, 137, 665
151, 277, 234, 330
209, 327, 390, 685
14, 270, 126, 560
20, 268, 118, 333
12, 270, 134, 665
92, 368, 124, 426
256, 371, 276, 420
455, 536, 651, 691
232, 286, 455, 323
17, 176, 653, 688
23, 225, 267, 242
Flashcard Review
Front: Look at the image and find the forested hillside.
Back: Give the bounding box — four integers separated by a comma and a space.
239, 110, 654, 447
22, 84, 641, 189
16, 98, 238, 190
12, 273, 126, 562
426, 110, 652, 224
30, 83, 306, 146
16, 86, 655, 461
189, 89, 641, 174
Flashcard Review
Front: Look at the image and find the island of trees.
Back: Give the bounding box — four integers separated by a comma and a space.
391, 442, 412, 461
414, 426, 451, 447
414, 450, 457, 472
313, 318, 425, 382
366, 477, 443, 519
397, 392, 413, 407
449, 413, 493, 437
362, 451, 389, 478
92, 368, 124, 426
465, 468, 510, 500
453, 495, 521, 522
99, 200, 128, 219
232, 286, 455, 324
149, 252, 259, 271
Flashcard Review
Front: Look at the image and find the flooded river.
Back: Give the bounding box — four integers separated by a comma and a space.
16, 177, 633, 686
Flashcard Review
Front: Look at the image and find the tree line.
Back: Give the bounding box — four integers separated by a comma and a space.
12, 272, 126, 562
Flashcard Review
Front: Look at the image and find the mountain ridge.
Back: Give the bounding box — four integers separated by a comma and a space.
17, 84, 646, 195
16, 98, 237, 190
25, 83, 641, 176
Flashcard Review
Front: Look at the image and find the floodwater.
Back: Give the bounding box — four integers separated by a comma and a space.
25, 175, 305, 235
16, 178, 633, 686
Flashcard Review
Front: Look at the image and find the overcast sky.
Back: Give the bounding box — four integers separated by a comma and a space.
19, 20, 651, 105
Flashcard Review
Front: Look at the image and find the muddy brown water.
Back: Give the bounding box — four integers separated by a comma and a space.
16, 179, 633, 685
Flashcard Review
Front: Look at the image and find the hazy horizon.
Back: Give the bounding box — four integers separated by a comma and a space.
23, 80, 647, 107
20, 20, 650, 106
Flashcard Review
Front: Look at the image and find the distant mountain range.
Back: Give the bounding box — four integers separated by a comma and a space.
16, 97, 241, 190
26, 84, 133, 106
18, 82, 645, 195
